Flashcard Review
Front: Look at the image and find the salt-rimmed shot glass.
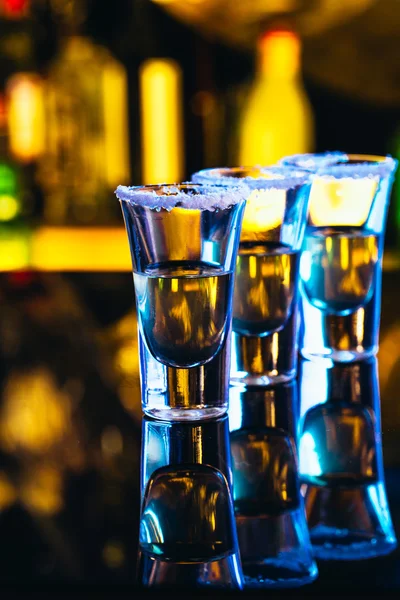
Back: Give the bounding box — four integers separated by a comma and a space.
115, 182, 247, 420
279, 153, 398, 362
191, 167, 312, 385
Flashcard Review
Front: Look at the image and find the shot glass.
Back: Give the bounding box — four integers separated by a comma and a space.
191, 167, 312, 385
298, 357, 397, 560
228, 383, 318, 588
137, 415, 243, 589
280, 153, 398, 362
115, 182, 247, 420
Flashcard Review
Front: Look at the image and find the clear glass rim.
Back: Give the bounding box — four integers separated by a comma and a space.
115, 181, 248, 211
191, 165, 311, 190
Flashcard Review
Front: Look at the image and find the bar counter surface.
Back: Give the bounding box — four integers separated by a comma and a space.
0, 254, 400, 597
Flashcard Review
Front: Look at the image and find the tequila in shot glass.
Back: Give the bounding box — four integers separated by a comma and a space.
115, 182, 247, 420
280, 153, 398, 362
191, 167, 311, 385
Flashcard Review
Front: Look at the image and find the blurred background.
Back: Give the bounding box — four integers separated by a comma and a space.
1, 0, 400, 589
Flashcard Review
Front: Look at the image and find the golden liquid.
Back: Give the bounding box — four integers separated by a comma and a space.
301, 227, 379, 315
233, 242, 300, 336
134, 261, 232, 368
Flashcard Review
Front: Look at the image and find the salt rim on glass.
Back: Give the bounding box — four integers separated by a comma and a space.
191, 165, 313, 191
314, 154, 398, 180
280, 152, 398, 180
279, 151, 347, 171
115, 181, 250, 212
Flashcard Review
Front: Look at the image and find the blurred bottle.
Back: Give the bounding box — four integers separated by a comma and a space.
38, 0, 130, 225
236, 26, 315, 167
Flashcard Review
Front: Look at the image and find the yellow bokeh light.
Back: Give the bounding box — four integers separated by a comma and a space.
163, 207, 201, 261
116, 343, 137, 376
6, 73, 45, 163
0, 194, 19, 221
0, 228, 30, 271
103, 541, 125, 569
20, 464, 63, 515
31, 227, 130, 271
309, 176, 378, 226
0, 368, 71, 454
241, 188, 286, 240
102, 58, 130, 187
0, 472, 17, 510
101, 426, 123, 459
139, 58, 184, 184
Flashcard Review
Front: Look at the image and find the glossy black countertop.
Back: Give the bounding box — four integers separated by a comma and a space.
0, 266, 400, 596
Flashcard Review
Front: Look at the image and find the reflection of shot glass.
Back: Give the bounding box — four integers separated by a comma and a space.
298, 357, 397, 560
138, 416, 243, 589
228, 383, 318, 588
140, 415, 234, 494
115, 182, 247, 420
280, 153, 398, 362
191, 167, 311, 385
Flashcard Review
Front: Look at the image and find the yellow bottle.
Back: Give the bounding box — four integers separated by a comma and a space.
237, 27, 315, 167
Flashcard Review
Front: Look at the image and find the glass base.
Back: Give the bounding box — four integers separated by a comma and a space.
300, 346, 377, 364
235, 508, 318, 589
303, 482, 397, 561
140, 335, 230, 421
243, 562, 318, 589
230, 327, 298, 388
137, 552, 243, 589
143, 405, 228, 422
309, 525, 397, 560
230, 370, 296, 387
298, 287, 380, 365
